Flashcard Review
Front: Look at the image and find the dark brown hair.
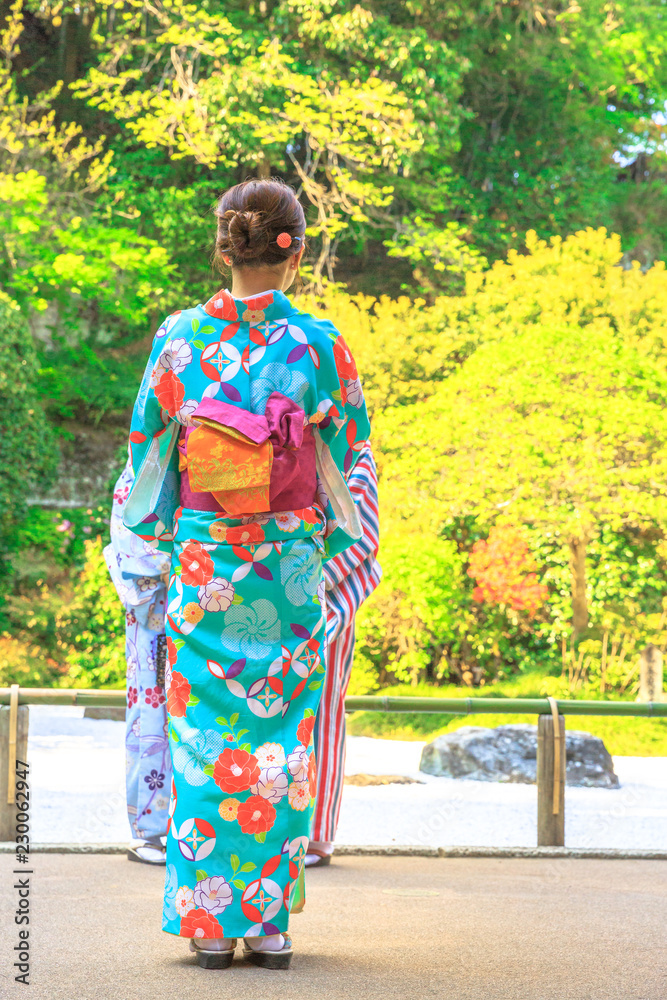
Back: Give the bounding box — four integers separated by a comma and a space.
214, 178, 306, 270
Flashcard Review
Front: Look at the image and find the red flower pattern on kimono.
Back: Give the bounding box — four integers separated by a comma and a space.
333, 335, 358, 406
204, 288, 239, 321
333, 336, 358, 380
308, 752, 317, 798
293, 506, 320, 526
166, 636, 179, 667
241, 292, 273, 324
155, 369, 185, 417
180, 542, 214, 587
237, 794, 277, 834
226, 523, 265, 545
243, 293, 273, 311
180, 908, 224, 939
213, 748, 260, 793
145, 685, 165, 708
296, 714, 315, 748
167, 671, 190, 718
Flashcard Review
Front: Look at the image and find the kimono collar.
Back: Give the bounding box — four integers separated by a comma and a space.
203, 288, 298, 325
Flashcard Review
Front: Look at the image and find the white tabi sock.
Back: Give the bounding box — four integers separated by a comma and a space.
245, 934, 285, 952
133, 844, 165, 863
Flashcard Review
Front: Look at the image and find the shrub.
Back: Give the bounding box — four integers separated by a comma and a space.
354, 531, 467, 688
60, 538, 126, 689
1, 537, 126, 688
0, 293, 59, 571
326, 230, 667, 687
468, 525, 548, 616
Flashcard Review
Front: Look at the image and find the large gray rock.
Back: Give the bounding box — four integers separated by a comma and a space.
420, 724, 619, 788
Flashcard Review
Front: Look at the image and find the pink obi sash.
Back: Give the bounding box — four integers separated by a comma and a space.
178, 391, 317, 516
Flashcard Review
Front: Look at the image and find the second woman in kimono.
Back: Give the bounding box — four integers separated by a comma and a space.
122, 178, 370, 970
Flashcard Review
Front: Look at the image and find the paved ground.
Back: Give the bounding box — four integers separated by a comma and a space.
1, 854, 665, 1000
27, 707, 667, 849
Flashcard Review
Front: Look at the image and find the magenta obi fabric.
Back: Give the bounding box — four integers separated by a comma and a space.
179, 391, 317, 514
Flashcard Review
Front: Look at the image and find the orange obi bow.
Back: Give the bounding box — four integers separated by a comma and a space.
183, 393, 307, 516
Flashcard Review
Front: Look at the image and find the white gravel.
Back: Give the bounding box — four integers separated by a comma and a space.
21, 707, 667, 850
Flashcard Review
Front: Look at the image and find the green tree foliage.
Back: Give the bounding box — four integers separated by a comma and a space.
9, 0, 664, 301
2, 2, 667, 691
374, 225, 667, 664
1, 534, 126, 688
69, 0, 466, 283
355, 532, 467, 687
0, 1, 173, 334
386, 320, 667, 633
0, 291, 58, 566
433, 0, 667, 269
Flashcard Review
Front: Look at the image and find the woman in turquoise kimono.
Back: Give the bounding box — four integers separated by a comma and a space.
123, 179, 370, 970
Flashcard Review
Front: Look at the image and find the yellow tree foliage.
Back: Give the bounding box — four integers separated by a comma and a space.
382, 231, 667, 639
297, 289, 476, 417
311, 228, 667, 677
464, 228, 667, 354
303, 226, 667, 422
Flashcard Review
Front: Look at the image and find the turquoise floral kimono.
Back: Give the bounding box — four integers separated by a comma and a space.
123, 287, 370, 940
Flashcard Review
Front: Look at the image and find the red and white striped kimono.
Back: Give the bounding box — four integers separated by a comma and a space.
313, 443, 381, 842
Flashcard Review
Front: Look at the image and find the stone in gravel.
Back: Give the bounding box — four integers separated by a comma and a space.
419, 724, 619, 788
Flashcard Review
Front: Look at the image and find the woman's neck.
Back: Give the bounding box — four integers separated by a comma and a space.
231, 267, 285, 299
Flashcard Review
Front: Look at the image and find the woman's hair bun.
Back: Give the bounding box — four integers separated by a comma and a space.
214, 178, 306, 271
224, 209, 270, 261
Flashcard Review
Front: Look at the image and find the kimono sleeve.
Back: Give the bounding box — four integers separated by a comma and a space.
310, 321, 372, 560
313, 323, 371, 478
104, 459, 169, 626
122, 323, 181, 554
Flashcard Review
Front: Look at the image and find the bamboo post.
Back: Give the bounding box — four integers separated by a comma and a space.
7, 683, 18, 804
0, 693, 29, 842
537, 700, 565, 847
600, 631, 609, 695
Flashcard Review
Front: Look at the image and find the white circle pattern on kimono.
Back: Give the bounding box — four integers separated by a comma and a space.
224, 650, 285, 718
241, 877, 284, 934
166, 776, 177, 834
175, 817, 216, 862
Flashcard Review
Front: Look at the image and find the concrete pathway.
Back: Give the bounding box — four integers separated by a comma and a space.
1, 854, 665, 999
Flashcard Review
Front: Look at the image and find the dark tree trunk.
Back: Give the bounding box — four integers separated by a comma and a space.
568, 535, 589, 639
257, 157, 271, 179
